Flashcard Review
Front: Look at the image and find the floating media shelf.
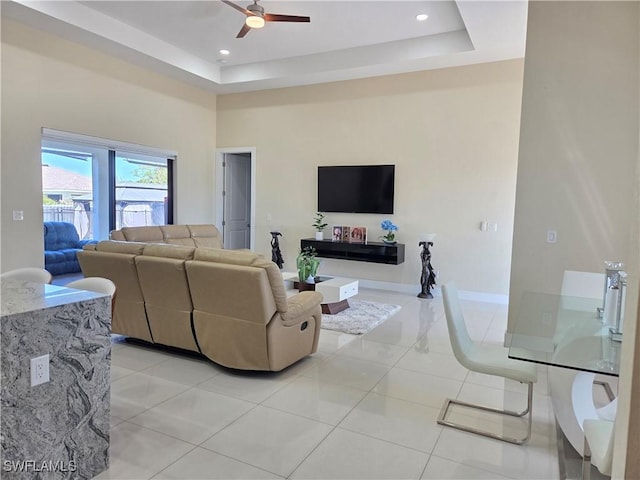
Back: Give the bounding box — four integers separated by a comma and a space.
300, 238, 405, 265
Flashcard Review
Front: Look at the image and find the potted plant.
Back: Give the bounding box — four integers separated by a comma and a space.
296, 247, 320, 289
313, 212, 328, 240
380, 219, 398, 244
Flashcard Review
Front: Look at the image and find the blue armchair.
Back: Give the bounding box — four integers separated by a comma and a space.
44, 222, 96, 276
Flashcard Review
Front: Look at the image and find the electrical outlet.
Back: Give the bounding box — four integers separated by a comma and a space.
546, 230, 557, 243
30, 354, 50, 386
13, 210, 24, 221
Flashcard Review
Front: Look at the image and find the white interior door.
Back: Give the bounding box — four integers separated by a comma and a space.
223, 153, 251, 249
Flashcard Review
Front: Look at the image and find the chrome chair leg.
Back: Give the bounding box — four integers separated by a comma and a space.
582, 434, 592, 480
593, 379, 615, 402
437, 381, 534, 445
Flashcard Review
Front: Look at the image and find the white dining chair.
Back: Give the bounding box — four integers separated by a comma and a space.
561, 270, 604, 299
582, 418, 614, 479
66, 277, 116, 316
66, 277, 116, 296
437, 281, 538, 444
1, 267, 52, 284
560, 270, 604, 312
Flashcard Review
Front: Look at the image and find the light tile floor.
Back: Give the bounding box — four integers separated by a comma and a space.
97, 288, 560, 479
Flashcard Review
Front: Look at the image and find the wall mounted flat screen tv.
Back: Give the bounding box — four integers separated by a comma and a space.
317, 165, 395, 214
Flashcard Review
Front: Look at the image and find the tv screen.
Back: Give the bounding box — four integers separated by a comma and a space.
317, 165, 395, 214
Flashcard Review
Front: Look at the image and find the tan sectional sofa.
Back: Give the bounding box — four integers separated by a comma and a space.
78, 241, 323, 371
110, 224, 223, 249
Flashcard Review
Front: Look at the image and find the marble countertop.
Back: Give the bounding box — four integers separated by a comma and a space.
1, 279, 108, 317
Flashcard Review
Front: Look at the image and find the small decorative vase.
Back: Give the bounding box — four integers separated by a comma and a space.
315, 232, 323, 241
383, 239, 397, 245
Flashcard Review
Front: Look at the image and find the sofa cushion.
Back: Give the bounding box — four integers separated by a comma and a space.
161, 225, 190, 239
166, 238, 197, 246
121, 226, 163, 242
143, 244, 195, 260
187, 262, 277, 324
159, 225, 194, 246
110, 230, 125, 240
193, 247, 260, 264
188, 225, 223, 249
95, 240, 146, 255
191, 248, 287, 312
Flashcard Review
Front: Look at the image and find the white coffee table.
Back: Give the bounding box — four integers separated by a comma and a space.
282, 272, 359, 314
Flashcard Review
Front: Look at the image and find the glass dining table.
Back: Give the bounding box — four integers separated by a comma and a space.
507, 291, 621, 457
508, 291, 620, 376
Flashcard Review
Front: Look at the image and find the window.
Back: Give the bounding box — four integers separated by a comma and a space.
115, 152, 173, 229
42, 147, 96, 240
41, 130, 175, 240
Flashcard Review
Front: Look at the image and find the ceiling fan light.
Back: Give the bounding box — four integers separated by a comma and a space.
246, 15, 265, 29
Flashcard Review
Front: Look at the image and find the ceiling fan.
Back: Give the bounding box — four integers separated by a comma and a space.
221, 0, 310, 38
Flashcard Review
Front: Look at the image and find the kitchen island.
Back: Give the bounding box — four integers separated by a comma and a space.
1, 279, 111, 479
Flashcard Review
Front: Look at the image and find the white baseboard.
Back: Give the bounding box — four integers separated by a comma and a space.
456, 289, 509, 305
358, 279, 422, 295
357, 279, 509, 305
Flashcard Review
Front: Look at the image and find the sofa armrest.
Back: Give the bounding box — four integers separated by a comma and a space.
78, 239, 98, 248
281, 291, 323, 326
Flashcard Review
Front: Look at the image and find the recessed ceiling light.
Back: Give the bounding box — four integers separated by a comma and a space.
416, 13, 429, 21
219, 49, 230, 55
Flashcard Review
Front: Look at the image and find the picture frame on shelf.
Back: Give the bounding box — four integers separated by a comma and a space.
332, 226, 342, 242
341, 226, 350, 243
350, 227, 366, 244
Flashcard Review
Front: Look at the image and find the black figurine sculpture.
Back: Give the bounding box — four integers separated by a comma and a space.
418, 240, 436, 299
270, 231, 284, 269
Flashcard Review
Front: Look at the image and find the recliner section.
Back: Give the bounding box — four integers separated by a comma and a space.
135, 244, 199, 352
80, 241, 152, 342
78, 240, 323, 371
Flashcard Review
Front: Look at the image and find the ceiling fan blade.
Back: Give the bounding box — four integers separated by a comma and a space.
236, 23, 252, 38
264, 13, 310, 23
221, 0, 252, 16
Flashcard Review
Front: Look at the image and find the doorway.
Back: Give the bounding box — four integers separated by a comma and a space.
215, 148, 256, 250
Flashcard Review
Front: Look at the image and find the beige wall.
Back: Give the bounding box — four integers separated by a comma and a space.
625, 296, 640, 478
509, 3, 639, 477
1, 19, 217, 272
217, 60, 524, 296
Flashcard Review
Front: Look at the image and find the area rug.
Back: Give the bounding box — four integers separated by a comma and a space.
321, 300, 401, 335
